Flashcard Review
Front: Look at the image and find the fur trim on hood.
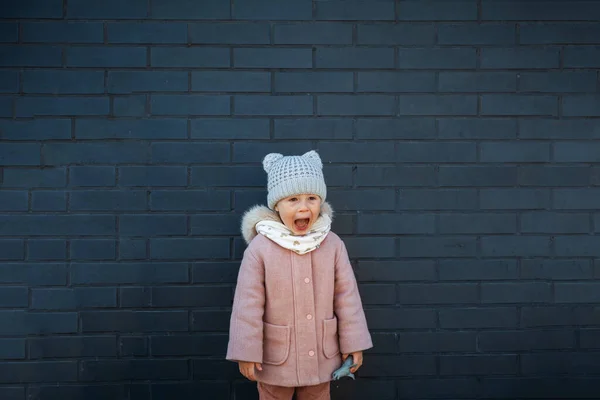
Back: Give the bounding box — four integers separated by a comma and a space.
241, 201, 334, 245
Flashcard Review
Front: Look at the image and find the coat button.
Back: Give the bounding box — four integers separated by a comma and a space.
309, 350, 315, 357
304, 277, 310, 283
306, 314, 312, 320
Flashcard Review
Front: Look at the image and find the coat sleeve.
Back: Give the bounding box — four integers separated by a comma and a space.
226, 247, 265, 363
334, 239, 373, 355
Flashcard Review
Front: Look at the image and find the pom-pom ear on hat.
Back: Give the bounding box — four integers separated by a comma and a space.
301, 150, 323, 169
262, 153, 284, 173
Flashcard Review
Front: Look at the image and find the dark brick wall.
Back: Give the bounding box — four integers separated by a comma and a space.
1, 0, 600, 399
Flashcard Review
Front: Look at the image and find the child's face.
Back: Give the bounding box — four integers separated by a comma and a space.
274, 194, 321, 235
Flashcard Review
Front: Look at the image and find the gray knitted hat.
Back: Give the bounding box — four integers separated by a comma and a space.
262, 150, 327, 210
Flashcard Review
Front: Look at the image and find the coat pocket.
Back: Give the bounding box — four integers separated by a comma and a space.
262, 321, 291, 365
322, 316, 340, 359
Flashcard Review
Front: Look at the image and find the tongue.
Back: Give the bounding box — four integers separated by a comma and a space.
295, 219, 309, 229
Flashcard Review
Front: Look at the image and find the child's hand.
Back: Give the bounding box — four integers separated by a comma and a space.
342, 351, 363, 373
238, 361, 262, 381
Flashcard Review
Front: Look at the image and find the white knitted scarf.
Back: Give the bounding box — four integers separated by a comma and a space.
255, 214, 332, 255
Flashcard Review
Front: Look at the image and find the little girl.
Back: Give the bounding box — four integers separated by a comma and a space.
226, 151, 373, 400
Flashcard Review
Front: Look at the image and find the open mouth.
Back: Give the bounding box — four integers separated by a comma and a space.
294, 218, 310, 231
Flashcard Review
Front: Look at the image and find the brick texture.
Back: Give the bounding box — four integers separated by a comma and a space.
0, 1, 599, 399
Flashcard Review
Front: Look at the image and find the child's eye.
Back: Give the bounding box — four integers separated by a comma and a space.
289, 197, 298, 202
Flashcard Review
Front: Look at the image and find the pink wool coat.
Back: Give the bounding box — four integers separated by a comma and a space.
226, 202, 373, 387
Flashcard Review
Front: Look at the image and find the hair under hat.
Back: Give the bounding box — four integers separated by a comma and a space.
262, 150, 327, 210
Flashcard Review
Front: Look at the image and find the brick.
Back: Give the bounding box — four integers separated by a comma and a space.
358, 72, 435, 93
193, 71, 270, 92
439, 118, 517, 139
274, 118, 352, 139
0, 70, 18, 93
398, 283, 478, 305
519, 72, 597, 93
151, 95, 229, 116
482, 235, 552, 257
399, 48, 476, 69
0, 119, 71, 140
81, 311, 188, 332
555, 236, 600, 257
357, 166, 435, 187
0, 191, 28, 211
581, 330, 600, 349
3, 168, 65, 189
483, 377, 599, 399
0, 263, 66, 286
398, 236, 477, 258
318, 95, 395, 116
319, 142, 395, 162
316, 48, 394, 68
0, 95, 13, 117
151, 143, 229, 163
0, 240, 22, 261
0, 361, 77, 383
71, 240, 116, 261
275, 23, 352, 44
234, 190, 268, 212
519, 166, 591, 186
0, 23, 17, 43
119, 215, 187, 236
76, 119, 187, 140
522, 23, 600, 45
0, 45, 62, 67
438, 72, 516, 92
398, 189, 478, 210
31, 191, 67, 211
482, 95, 558, 116
191, 166, 262, 187
316, 1, 395, 21
67, 47, 146, 67
120, 166, 187, 187
521, 259, 593, 280
0, 287, 27, 306
32, 288, 116, 310
191, 119, 269, 139
358, 214, 434, 234
28, 385, 149, 400
439, 166, 517, 186
192, 262, 240, 283
404, 142, 477, 162
555, 142, 600, 162
358, 24, 435, 45
114, 95, 147, 117
151, 0, 229, 19
151, 47, 229, 67
554, 188, 600, 209
119, 239, 147, 260
480, 188, 550, 210
3, 0, 62, 17
154, 382, 229, 400
365, 308, 436, 330
68, 0, 146, 17
398, 378, 479, 399
439, 307, 518, 329
108, 71, 188, 94
0, 311, 77, 335
399, 1, 476, 21
70, 191, 146, 211
481, 48, 560, 69
329, 189, 395, 210
339, 237, 395, 258
440, 355, 517, 376
151, 238, 229, 259
483, 1, 600, 21
440, 213, 516, 234
361, 355, 436, 377
521, 306, 596, 327
27, 240, 67, 261
481, 142, 550, 162
235, 95, 312, 115
479, 330, 574, 352
16, 97, 109, 117
482, 282, 552, 304
0, 339, 25, 360
276, 72, 352, 93
72, 262, 187, 285
80, 360, 187, 381
439, 259, 519, 281
150, 190, 230, 211
192, 310, 231, 331
401, 331, 476, 353
438, 23, 515, 45
108, 22, 187, 43
193, 359, 238, 380
189, 23, 269, 44
563, 95, 600, 117
522, 353, 600, 375
0, 143, 40, 166
555, 283, 600, 304
360, 283, 396, 305
356, 260, 436, 282
399, 95, 477, 115
235, 48, 311, 68
234, 0, 311, 20
153, 286, 232, 307
151, 334, 227, 356
564, 46, 600, 68
22, 22, 103, 43
70, 166, 116, 187
120, 336, 148, 356
356, 118, 436, 139
521, 211, 589, 233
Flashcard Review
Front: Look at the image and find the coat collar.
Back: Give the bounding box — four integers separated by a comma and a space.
240, 201, 334, 245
